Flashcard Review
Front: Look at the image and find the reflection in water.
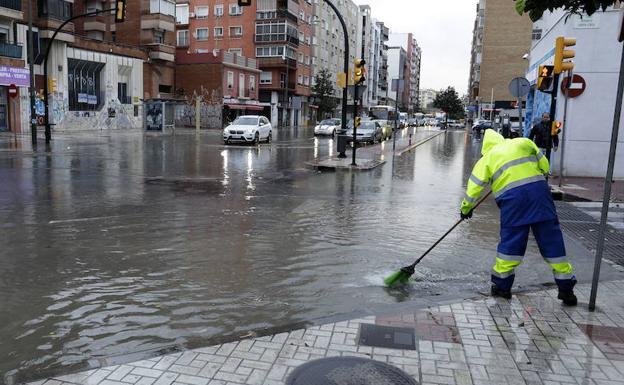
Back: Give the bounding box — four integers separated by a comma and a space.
221, 149, 229, 187
246, 149, 254, 191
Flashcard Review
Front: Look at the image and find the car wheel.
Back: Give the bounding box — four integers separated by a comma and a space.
332, 129, 336, 136
254, 132, 260, 145
224, 139, 229, 145
266, 131, 272, 143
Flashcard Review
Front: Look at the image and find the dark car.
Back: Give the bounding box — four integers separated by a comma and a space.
472, 120, 493, 137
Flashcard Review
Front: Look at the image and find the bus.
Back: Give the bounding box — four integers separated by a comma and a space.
370, 105, 398, 122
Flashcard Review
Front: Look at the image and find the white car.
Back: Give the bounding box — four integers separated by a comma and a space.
314, 118, 340, 136
223, 115, 272, 145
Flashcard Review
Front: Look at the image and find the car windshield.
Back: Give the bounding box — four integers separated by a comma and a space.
320, 119, 338, 125
360, 122, 376, 130
232, 117, 258, 126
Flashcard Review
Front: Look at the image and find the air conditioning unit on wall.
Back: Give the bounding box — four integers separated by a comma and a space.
189, 12, 196, 18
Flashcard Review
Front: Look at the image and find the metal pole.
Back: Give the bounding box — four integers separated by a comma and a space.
559, 70, 572, 187
195, 96, 200, 134
589, 43, 624, 312
517, 80, 523, 139
548, 73, 561, 164
28, 0, 36, 146
490, 88, 494, 123
393, 83, 398, 152
323, 0, 349, 159
283, 56, 289, 127
352, 82, 358, 166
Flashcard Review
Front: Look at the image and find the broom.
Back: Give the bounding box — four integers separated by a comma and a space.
384, 191, 493, 287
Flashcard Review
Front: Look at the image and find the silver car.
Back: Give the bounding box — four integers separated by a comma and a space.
346, 121, 383, 144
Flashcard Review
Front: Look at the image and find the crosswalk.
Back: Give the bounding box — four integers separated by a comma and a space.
570, 202, 624, 230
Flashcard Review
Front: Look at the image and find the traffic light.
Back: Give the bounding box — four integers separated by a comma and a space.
48, 78, 57, 93
238, 0, 252, 6
552, 121, 562, 135
355, 117, 361, 128
537, 65, 555, 92
115, 0, 127, 23
354, 59, 366, 85
554, 36, 576, 74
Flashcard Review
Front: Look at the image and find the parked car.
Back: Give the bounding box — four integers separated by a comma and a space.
314, 118, 340, 136
223, 115, 272, 145
408, 118, 419, 127
472, 120, 493, 136
346, 121, 384, 144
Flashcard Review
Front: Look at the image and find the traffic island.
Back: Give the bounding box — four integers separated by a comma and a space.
306, 157, 386, 171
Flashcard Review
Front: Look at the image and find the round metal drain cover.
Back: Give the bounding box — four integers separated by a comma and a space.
286, 357, 419, 385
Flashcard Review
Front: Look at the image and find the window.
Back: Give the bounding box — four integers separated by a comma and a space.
68, 58, 104, 111
255, 45, 295, 59
312, 36, 317, 45
159, 84, 172, 94
305, 36, 310, 45
154, 30, 165, 44
298, 74, 303, 85
227, 71, 234, 89
250, 75, 256, 91
214, 27, 224, 37
229, 26, 243, 37
38, 0, 73, 20
229, 3, 243, 15
257, 11, 277, 19
150, 0, 175, 17
118, 82, 130, 104
304, 76, 309, 86
312, 56, 317, 65
195, 6, 209, 19
305, 56, 310, 66
229, 48, 242, 55
239, 73, 245, 96
176, 4, 189, 24
214, 4, 224, 16
0, 26, 9, 43
299, 32, 304, 42
299, 10, 305, 20
177, 30, 189, 46
532, 28, 542, 41
260, 71, 272, 84
196, 28, 209, 41
298, 52, 304, 63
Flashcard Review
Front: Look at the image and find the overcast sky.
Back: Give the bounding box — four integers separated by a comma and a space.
353, 0, 477, 95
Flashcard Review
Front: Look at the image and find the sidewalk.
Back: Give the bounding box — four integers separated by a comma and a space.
550, 176, 624, 202
29, 279, 624, 385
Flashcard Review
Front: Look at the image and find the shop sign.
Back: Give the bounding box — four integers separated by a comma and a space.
0, 66, 30, 87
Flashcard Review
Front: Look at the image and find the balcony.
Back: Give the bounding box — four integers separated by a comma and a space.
0, 41, 22, 58
0, 0, 21, 12
150, 0, 175, 17
257, 57, 297, 69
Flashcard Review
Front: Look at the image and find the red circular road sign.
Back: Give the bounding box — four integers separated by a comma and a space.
561, 74, 587, 98
8, 83, 17, 99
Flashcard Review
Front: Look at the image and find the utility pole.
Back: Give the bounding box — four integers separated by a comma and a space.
28, 0, 36, 146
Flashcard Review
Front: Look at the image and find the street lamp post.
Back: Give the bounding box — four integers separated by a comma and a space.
283, 54, 289, 128
28, 0, 36, 146
322, 0, 349, 159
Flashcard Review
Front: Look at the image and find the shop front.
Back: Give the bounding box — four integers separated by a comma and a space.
0, 65, 29, 133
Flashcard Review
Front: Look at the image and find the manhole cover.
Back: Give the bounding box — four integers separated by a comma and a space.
286, 357, 419, 385
358, 323, 416, 350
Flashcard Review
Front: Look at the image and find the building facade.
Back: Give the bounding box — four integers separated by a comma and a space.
467, 0, 532, 117
526, 6, 624, 177
386, 45, 407, 109
418, 88, 438, 113
388, 32, 421, 113
177, 0, 313, 127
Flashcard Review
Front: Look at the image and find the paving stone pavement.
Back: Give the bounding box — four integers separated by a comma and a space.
27, 280, 624, 385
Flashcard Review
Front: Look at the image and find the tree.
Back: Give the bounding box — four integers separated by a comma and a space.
515, 0, 616, 22
433, 87, 465, 127
312, 69, 338, 121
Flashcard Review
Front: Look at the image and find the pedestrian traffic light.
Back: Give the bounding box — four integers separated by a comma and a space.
554, 36, 576, 74
115, 0, 127, 23
355, 117, 361, 128
537, 65, 555, 92
354, 59, 366, 85
238, 0, 252, 6
48, 78, 57, 93
552, 121, 562, 135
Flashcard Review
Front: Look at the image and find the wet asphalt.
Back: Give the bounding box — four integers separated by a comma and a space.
0, 127, 620, 383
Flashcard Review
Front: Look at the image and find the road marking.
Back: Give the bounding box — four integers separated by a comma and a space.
48, 215, 122, 224
398, 131, 446, 156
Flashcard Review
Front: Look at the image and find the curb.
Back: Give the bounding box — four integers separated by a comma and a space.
397, 131, 445, 156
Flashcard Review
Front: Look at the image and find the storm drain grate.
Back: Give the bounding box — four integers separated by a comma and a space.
286, 357, 419, 385
358, 323, 416, 350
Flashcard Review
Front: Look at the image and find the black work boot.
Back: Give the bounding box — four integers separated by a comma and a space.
491, 285, 512, 299
558, 290, 578, 306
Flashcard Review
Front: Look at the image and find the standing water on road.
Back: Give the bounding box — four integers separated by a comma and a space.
0, 128, 562, 383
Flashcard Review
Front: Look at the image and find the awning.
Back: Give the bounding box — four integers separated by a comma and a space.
309, 105, 319, 109
225, 103, 264, 111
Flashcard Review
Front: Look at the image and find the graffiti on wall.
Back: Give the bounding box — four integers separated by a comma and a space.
174, 86, 223, 129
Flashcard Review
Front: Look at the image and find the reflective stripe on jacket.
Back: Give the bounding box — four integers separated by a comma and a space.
461, 130, 550, 216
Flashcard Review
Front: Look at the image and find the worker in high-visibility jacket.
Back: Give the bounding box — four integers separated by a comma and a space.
461, 129, 577, 306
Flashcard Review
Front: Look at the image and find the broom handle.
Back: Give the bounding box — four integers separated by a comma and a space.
410, 190, 493, 269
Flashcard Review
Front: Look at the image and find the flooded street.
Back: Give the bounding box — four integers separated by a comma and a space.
0, 128, 607, 383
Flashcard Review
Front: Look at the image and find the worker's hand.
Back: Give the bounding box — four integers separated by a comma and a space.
461, 210, 473, 220
553, 146, 559, 152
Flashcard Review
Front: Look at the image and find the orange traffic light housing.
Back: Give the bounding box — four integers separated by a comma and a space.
554, 36, 576, 74
355, 117, 362, 128
552, 121, 562, 135
115, 0, 127, 23
354, 59, 366, 85
238, 0, 252, 6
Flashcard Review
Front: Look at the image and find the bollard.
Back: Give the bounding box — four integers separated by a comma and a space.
409, 133, 412, 147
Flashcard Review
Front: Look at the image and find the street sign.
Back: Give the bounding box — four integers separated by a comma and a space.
561, 74, 587, 98
8, 83, 17, 99
508, 77, 530, 98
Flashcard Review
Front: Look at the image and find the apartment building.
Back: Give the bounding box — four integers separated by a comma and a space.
176, 0, 313, 127
388, 32, 421, 113
418, 88, 438, 113
386, 46, 407, 109
357, 5, 384, 109
311, 0, 360, 114
467, 0, 532, 117
376, 21, 389, 105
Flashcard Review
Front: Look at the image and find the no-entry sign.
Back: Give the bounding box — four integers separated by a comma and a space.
8, 83, 17, 99
561, 74, 587, 98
